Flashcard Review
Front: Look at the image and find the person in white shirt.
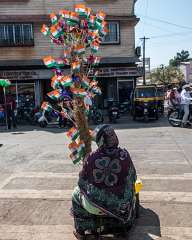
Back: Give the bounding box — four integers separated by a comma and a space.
180, 84, 192, 127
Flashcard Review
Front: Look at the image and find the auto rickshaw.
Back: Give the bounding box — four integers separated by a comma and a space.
131, 85, 159, 121
156, 85, 165, 116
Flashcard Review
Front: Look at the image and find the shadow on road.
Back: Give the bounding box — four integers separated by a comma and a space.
85, 206, 161, 240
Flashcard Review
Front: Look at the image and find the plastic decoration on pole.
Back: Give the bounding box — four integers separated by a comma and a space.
41, 4, 108, 165
0, 79, 11, 130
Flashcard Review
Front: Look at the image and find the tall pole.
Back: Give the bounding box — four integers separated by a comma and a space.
140, 37, 149, 85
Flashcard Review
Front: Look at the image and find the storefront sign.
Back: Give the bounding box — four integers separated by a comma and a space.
91, 67, 141, 77
0, 69, 52, 81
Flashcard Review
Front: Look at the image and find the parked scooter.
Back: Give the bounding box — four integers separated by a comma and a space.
108, 101, 120, 123
168, 103, 192, 127
38, 110, 73, 128
119, 101, 130, 114
88, 106, 104, 125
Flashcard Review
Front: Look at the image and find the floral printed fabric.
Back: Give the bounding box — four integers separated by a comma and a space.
93, 157, 122, 186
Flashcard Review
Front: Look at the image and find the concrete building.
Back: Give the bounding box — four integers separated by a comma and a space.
179, 62, 192, 84
0, 0, 140, 109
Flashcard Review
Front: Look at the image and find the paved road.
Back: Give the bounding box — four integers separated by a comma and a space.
0, 119, 192, 239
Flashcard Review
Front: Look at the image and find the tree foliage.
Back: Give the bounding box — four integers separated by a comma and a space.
169, 50, 190, 67
150, 65, 184, 86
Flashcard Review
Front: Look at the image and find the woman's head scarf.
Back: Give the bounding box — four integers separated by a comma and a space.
93, 124, 119, 148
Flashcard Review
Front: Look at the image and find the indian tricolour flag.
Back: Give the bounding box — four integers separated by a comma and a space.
43, 56, 56, 68
67, 127, 79, 141
74, 44, 85, 55
51, 75, 62, 89
41, 24, 50, 36
50, 25, 60, 38
96, 11, 106, 22
89, 15, 96, 25
100, 26, 108, 37
71, 61, 81, 72
69, 141, 85, 164
81, 76, 90, 89
41, 102, 52, 112
91, 42, 99, 53
74, 4, 86, 16
50, 12, 58, 25
47, 89, 61, 100
60, 75, 73, 87
68, 12, 79, 25
59, 9, 70, 19
72, 88, 87, 98
88, 30, 98, 41
85, 7, 92, 18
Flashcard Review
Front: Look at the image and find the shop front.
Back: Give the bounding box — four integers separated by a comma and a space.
95, 66, 141, 109
0, 69, 51, 110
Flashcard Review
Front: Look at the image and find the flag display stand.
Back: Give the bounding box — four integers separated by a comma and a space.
41, 4, 107, 164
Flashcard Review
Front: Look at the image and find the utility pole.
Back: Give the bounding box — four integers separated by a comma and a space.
140, 37, 149, 85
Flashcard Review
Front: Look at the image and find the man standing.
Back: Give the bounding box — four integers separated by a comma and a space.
180, 85, 192, 128
6, 93, 17, 129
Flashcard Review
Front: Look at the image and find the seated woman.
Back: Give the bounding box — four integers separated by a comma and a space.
72, 125, 137, 239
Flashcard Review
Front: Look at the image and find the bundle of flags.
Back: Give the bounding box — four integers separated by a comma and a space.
41, 4, 107, 165
69, 140, 85, 164
67, 127, 80, 141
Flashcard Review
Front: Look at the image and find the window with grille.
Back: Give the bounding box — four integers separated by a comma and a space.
102, 21, 120, 44
0, 23, 34, 47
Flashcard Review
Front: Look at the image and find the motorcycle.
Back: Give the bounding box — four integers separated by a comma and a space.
88, 106, 104, 125
38, 110, 73, 128
168, 103, 192, 127
119, 101, 130, 114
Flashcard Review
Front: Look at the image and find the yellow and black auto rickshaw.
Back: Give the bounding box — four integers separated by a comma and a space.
156, 85, 165, 116
132, 85, 159, 121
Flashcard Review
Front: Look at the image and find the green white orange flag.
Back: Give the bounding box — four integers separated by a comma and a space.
81, 76, 90, 89
96, 11, 106, 22
71, 61, 81, 72
41, 24, 50, 36
41, 102, 52, 112
50, 12, 58, 25
51, 75, 62, 89
74, 4, 86, 17
74, 44, 85, 55
60, 75, 73, 88
67, 127, 80, 141
71, 88, 87, 98
47, 89, 61, 100
91, 42, 99, 53
43, 56, 56, 68
59, 9, 70, 19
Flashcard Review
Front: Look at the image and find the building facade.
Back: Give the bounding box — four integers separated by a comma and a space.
0, 0, 140, 109
180, 62, 192, 84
